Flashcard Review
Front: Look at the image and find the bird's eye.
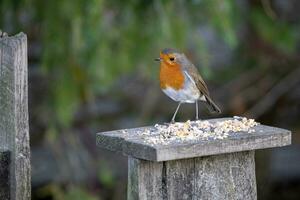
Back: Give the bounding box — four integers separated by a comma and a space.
169, 57, 175, 61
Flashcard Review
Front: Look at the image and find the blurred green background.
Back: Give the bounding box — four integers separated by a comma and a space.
1, 0, 300, 199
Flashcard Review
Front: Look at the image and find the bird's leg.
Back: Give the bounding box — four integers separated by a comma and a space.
171, 102, 182, 123
195, 101, 199, 120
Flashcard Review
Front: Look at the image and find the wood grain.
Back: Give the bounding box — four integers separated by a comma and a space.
193, 151, 256, 200
165, 158, 195, 200
128, 157, 164, 200
0, 33, 31, 200
127, 151, 256, 200
127, 151, 257, 200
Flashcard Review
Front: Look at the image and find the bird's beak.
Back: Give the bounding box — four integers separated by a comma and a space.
154, 58, 162, 62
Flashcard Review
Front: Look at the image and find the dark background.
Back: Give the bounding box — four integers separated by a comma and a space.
1, 0, 300, 199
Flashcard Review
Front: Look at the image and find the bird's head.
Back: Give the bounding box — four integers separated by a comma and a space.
155, 48, 184, 67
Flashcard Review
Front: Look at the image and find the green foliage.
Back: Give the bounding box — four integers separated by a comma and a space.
201, 0, 239, 48
97, 163, 115, 188
36, 184, 98, 200
1, 0, 297, 129
251, 8, 297, 53
62, 186, 98, 200
2, 0, 204, 127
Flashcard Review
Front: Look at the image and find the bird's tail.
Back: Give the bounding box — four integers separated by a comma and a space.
204, 95, 221, 113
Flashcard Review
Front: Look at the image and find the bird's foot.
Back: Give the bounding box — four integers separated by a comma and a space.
195, 117, 202, 122
0, 30, 8, 38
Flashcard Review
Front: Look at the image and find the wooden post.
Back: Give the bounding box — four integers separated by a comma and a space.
0, 32, 31, 200
97, 118, 291, 200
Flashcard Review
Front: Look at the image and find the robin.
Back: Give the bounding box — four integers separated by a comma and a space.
155, 48, 221, 123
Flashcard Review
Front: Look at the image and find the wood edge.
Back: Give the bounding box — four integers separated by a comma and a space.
155, 131, 291, 161
96, 132, 125, 152
122, 140, 158, 161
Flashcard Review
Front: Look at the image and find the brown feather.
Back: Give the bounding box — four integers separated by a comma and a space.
180, 55, 221, 113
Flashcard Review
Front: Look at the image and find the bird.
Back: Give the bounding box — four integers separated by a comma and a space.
155, 48, 221, 123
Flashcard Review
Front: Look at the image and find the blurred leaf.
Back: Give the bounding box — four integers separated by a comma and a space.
98, 164, 115, 188
251, 8, 297, 53
36, 184, 98, 200
64, 186, 98, 200
202, 0, 239, 48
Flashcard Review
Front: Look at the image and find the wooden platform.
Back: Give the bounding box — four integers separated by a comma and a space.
97, 118, 291, 161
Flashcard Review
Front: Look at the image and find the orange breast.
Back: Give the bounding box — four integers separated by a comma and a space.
159, 62, 184, 90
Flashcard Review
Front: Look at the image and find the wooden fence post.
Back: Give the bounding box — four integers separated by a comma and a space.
0, 32, 31, 200
97, 118, 291, 200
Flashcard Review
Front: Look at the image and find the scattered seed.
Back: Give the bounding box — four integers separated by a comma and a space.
142, 117, 259, 145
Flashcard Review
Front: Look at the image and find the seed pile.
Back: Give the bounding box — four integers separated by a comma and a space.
141, 116, 259, 145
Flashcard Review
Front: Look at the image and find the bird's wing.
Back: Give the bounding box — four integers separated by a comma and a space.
180, 54, 221, 113
184, 64, 222, 113
181, 57, 221, 113
182, 62, 209, 96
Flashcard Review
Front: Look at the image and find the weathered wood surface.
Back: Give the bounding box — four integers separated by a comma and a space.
128, 156, 164, 200
0, 151, 10, 200
128, 151, 256, 200
96, 118, 291, 161
0, 33, 31, 200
